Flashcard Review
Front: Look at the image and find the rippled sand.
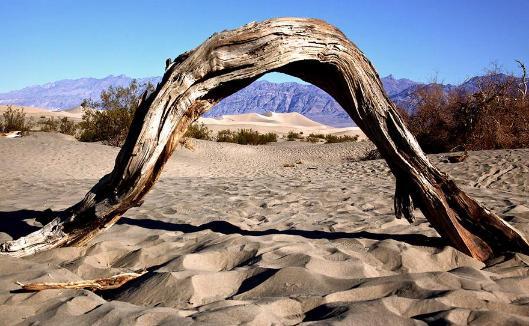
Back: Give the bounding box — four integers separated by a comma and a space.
1, 133, 529, 325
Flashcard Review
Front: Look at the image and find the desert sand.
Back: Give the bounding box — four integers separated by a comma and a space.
1, 131, 529, 325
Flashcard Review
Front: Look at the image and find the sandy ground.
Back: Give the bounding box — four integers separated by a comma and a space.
1, 132, 529, 325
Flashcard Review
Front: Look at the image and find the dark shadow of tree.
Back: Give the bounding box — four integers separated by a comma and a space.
0, 209, 447, 248
0, 209, 53, 239
117, 216, 446, 248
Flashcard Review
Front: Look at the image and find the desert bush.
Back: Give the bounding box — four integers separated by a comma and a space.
185, 122, 212, 140
405, 83, 453, 153
286, 131, 303, 141
308, 133, 326, 139
59, 117, 77, 135
40, 117, 59, 132
216, 129, 277, 145
306, 133, 326, 143
78, 107, 133, 146
306, 135, 320, 143
77, 80, 155, 146
1, 106, 31, 134
358, 148, 382, 161
216, 129, 235, 143
404, 65, 529, 153
324, 134, 359, 143
39, 117, 76, 135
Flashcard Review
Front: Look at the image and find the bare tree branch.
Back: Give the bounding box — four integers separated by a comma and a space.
516, 59, 527, 99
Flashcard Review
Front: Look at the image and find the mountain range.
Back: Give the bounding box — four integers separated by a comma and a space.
0, 73, 508, 127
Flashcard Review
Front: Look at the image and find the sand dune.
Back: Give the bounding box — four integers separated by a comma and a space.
201, 112, 325, 128
0, 105, 83, 120
1, 133, 529, 325
59, 106, 86, 117
199, 112, 364, 138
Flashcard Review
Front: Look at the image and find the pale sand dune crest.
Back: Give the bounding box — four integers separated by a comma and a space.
201, 112, 324, 128
0, 104, 83, 120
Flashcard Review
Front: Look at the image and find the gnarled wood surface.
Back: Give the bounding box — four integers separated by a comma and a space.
1, 18, 528, 261
16, 271, 146, 291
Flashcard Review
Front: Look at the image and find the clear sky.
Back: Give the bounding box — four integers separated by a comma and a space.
1, 0, 528, 92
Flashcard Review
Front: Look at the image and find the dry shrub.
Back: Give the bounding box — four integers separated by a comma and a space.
58, 117, 77, 135
217, 129, 277, 145
1, 106, 31, 135
306, 133, 325, 143
358, 148, 382, 161
286, 131, 304, 141
405, 84, 453, 153
403, 66, 529, 153
39, 117, 76, 134
40, 117, 59, 132
306, 135, 320, 143
78, 107, 134, 146
185, 122, 212, 140
77, 80, 154, 146
324, 134, 358, 143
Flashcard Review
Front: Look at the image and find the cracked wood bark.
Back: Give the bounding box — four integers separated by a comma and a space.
16, 271, 146, 291
2, 18, 529, 261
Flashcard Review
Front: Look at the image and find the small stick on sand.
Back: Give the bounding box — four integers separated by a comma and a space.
16, 271, 146, 291
444, 151, 469, 163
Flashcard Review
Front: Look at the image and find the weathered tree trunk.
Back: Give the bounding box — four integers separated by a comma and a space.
2, 18, 528, 261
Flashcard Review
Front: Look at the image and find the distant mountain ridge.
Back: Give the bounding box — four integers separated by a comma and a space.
1, 73, 517, 126
388, 73, 520, 111
0, 74, 421, 127
0, 75, 160, 109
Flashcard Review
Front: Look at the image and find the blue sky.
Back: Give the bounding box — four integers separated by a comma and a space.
1, 0, 528, 92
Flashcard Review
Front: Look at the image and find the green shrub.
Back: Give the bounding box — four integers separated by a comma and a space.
78, 107, 133, 146
324, 134, 359, 143
286, 131, 303, 141
358, 148, 382, 161
306, 135, 320, 143
216, 129, 235, 143
216, 129, 277, 145
77, 80, 154, 146
1, 106, 31, 134
185, 122, 212, 140
40, 117, 59, 132
306, 133, 326, 143
308, 133, 325, 139
59, 117, 77, 135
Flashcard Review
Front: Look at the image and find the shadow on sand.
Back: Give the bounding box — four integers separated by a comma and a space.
0, 209, 56, 239
117, 216, 447, 248
0, 209, 447, 249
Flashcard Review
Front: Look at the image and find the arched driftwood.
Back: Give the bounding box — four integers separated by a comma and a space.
2, 18, 528, 261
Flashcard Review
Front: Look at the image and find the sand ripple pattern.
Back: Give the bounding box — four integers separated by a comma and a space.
1, 133, 529, 325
